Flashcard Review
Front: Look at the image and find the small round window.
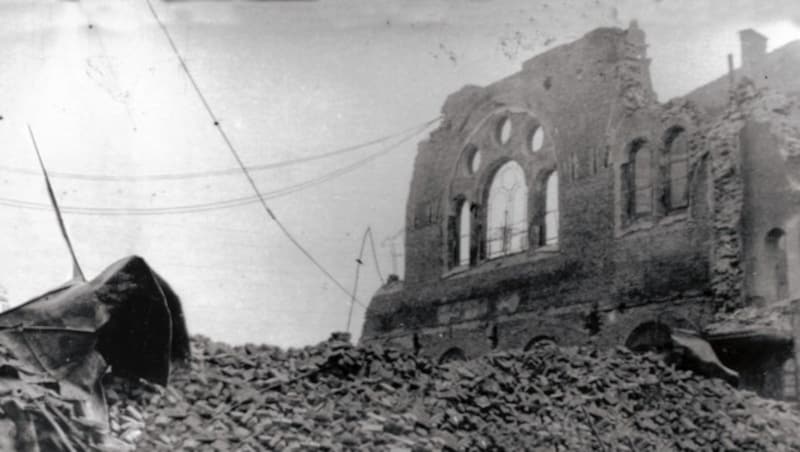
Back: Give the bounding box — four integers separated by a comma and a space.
497, 117, 512, 145
466, 146, 482, 174
530, 126, 544, 152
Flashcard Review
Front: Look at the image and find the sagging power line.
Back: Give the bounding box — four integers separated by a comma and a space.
0, 119, 436, 216
0, 117, 437, 181
144, 0, 366, 308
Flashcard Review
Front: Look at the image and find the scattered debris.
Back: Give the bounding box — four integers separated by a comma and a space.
0, 255, 189, 452
0, 341, 129, 451
108, 334, 800, 451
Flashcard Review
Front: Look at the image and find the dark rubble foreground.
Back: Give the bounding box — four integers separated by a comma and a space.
0, 256, 189, 452
106, 334, 800, 452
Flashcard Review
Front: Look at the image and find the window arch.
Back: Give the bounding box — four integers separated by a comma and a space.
486, 161, 529, 259
543, 171, 559, 246
661, 127, 689, 211
622, 139, 652, 220
439, 347, 466, 364
625, 321, 672, 353
458, 201, 471, 266
524, 335, 557, 351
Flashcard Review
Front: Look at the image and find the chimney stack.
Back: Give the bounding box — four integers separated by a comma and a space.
739, 29, 768, 72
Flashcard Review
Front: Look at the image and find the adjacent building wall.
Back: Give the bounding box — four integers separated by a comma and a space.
363, 24, 717, 357
362, 25, 800, 389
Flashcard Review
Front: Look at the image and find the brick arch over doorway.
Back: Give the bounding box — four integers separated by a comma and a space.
624, 321, 672, 353
438, 347, 467, 364
523, 335, 557, 351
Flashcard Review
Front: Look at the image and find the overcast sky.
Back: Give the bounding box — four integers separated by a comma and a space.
1, 0, 799, 346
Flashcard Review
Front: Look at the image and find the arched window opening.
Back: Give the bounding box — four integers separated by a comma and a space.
458, 201, 471, 266
543, 171, 559, 246
464, 144, 481, 175
661, 128, 689, 211
529, 126, 544, 153
766, 228, 789, 301
497, 117, 512, 145
439, 347, 466, 364
621, 139, 652, 220
486, 161, 529, 259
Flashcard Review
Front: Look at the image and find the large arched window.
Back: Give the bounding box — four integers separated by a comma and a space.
543, 171, 559, 245
486, 161, 528, 258
661, 127, 689, 211
458, 201, 471, 266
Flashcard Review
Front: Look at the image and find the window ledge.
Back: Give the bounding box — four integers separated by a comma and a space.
536, 244, 559, 253
617, 211, 689, 238
442, 245, 560, 280
660, 211, 688, 226
442, 265, 471, 279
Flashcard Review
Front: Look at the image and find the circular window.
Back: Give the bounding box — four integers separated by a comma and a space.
465, 146, 481, 174
497, 116, 512, 145
530, 126, 544, 152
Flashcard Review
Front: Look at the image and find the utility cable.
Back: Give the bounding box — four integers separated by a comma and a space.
0, 118, 437, 181
0, 120, 435, 216
145, 0, 365, 308
345, 233, 366, 333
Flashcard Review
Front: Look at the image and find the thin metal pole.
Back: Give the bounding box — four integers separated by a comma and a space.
346, 259, 362, 333
388, 240, 399, 275
346, 228, 371, 332
28, 125, 85, 282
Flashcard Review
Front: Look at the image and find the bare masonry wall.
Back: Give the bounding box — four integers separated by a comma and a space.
361, 25, 800, 375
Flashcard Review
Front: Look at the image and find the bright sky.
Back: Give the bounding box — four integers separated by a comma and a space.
0, 0, 798, 347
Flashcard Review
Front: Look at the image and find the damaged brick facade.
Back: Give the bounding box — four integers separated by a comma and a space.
361, 24, 800, 397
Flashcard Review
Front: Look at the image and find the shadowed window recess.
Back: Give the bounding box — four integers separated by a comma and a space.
621, 138, 652, 221
765, 228, 789, 301
496, 116, 512, 145
458, 200, 471, 266
661, 127, 689, 212
438, 347, 466, 364
543, 171, 559, 246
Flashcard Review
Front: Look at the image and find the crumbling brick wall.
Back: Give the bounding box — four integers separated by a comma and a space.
362, 27, 800, 364
704, 87, 749, 311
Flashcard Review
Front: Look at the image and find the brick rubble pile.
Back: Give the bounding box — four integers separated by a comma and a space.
107, 334, 800, 452
0, 342, 129, 452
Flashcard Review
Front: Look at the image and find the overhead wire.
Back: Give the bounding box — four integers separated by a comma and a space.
143, 0, 366, 308
0, 117, 437, 181
0, 118, 436, 216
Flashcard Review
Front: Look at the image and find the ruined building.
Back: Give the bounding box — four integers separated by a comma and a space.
361, 23, 800, 400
